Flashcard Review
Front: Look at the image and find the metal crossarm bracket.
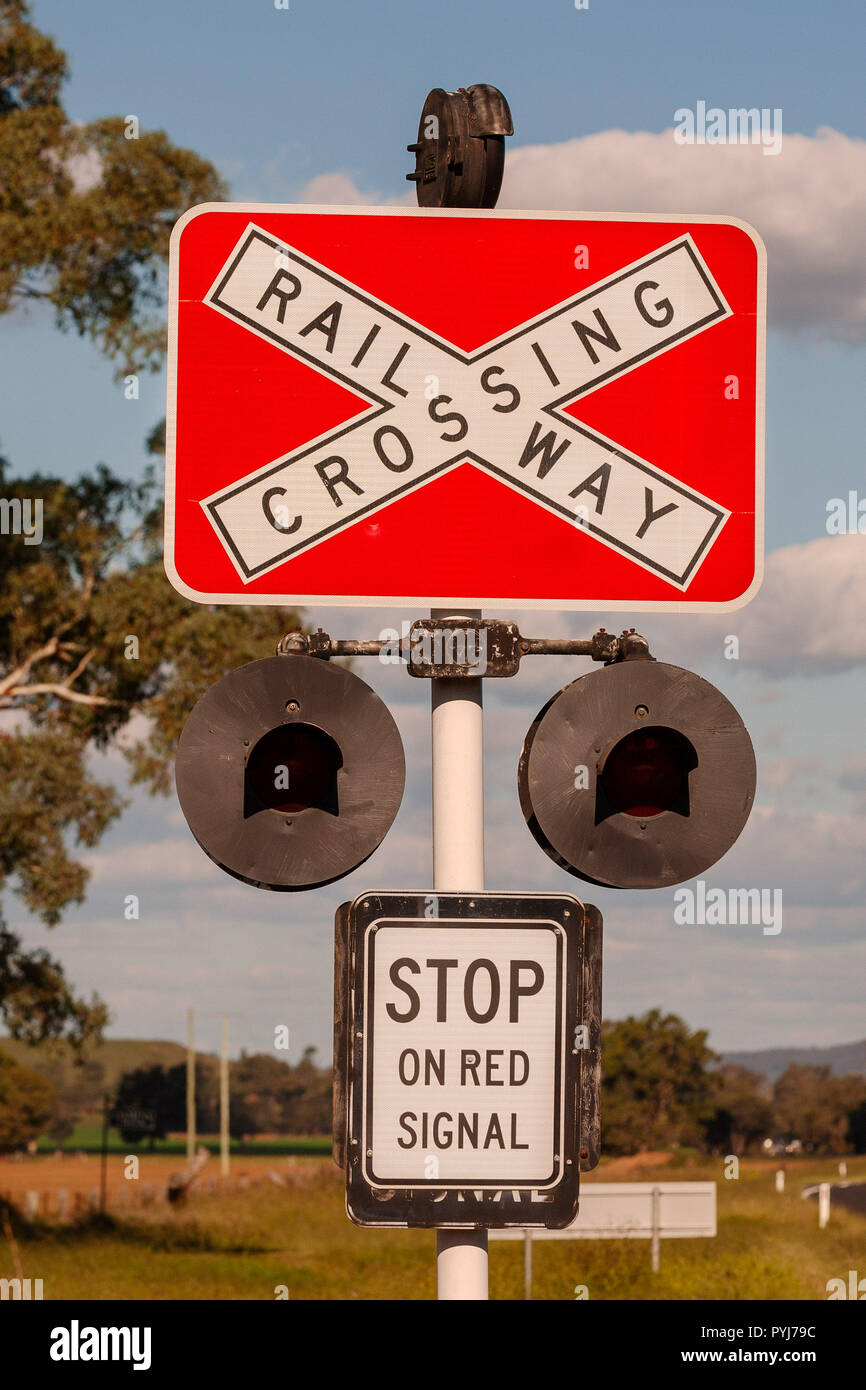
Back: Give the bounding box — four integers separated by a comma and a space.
407, 618, 521, 677
277, 623, 653, 676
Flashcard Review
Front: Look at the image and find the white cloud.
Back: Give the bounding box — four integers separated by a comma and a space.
53, 125, 103, 194
302, 126, 866, 338
83, 835, 215, 885
501, 127, 866, 339
298, 171, 399, 206
653, 534, 866, 675
64, 147, 102, 193
722, 804, 866, 911
596, 899, 866, 1050
759, 756, 822, 792
839, 756, 866, 782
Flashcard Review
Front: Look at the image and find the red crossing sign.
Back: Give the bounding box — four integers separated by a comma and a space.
165, 205, 765, 611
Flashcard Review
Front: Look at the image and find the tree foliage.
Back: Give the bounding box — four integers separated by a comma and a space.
0, 1045, 53, 1150
230, 1047, 331, 1138
112, 1049, 332, 1143
773, 1064, 866, 1153
0, 3, 306, 1044
113, 1062, 189, 1145
602, 1009, 719, 1154
0, 922, 107, 1044
848, 1098, 866, 1153
704, 1063, 775, 1156
37, 1051, 104, 1144
601, 1021, 866, 1157
0, 0, 227, 373
0, 455, 301, 1039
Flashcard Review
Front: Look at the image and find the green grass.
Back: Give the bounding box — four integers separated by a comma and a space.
3, 1154, 864, 1301
38, 1123, 331, 1157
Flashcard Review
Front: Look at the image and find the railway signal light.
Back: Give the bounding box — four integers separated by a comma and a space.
406, 84, 513, 209
518, 660, 756, 890
175, 654, 405, 891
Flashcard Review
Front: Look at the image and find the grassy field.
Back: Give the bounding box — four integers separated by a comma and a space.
36, 1122, 331, 1156
0, 1151, 333, 1207
2, 1153, 864, 1301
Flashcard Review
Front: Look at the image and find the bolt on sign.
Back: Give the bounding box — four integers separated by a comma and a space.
334, 893, 602, 1229
165, 206, 766, 612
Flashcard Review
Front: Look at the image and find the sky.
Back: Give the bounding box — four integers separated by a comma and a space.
1, 0, 865, 1063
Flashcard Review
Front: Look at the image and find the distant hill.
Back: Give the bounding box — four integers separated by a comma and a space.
722, 1039, 866, 1084
0, 1037, 202, 1113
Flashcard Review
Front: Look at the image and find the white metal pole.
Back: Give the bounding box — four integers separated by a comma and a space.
220, 1014, 230, 1179
523, 1231, 533, 1301
431, 609, 488, 1301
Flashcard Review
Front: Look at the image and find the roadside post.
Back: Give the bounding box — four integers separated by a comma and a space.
819, 1182, 831, 1228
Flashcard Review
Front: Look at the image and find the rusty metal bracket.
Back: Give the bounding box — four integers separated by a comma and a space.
277, 623, 653, 675
407, 618, 520, 678
518, 628, 653, 665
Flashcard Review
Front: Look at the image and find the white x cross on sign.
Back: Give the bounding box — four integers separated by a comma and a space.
202, 225, 731, 589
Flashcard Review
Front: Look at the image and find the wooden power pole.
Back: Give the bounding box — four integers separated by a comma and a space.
220, 1013, 230, 1177
186, 1008, 196, 1164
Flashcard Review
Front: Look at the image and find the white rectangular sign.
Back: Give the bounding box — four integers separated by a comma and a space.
362, 919, 566, 1188
489, 1182, 717, 1240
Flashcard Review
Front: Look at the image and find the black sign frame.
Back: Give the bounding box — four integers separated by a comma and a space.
334, 891, 602, 1230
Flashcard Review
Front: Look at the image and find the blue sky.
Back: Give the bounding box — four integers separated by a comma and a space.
2, 0, 865, 1062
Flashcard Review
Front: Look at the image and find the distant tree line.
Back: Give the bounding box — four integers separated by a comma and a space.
602, 1010, 866, 1156
111, 1047, 332, 1145
2, 1014, 866, 1155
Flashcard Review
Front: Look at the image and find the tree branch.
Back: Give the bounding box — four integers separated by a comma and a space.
10, 285, 52, 301
0, 636, 60, 698
1, 684, 122, 709
63, 647, 96, 687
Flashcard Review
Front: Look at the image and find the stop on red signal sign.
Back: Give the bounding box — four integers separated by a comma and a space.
335, 892, 602, 1230
165, 204, 765, 612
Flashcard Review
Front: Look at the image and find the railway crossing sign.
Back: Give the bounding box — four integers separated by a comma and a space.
334, 892, 602, 1229
165, 204, 765, 612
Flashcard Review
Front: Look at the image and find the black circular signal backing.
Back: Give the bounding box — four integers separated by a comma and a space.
406, 85, 513, 209
518, 661, 756, 890
175, 655, 405, 892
